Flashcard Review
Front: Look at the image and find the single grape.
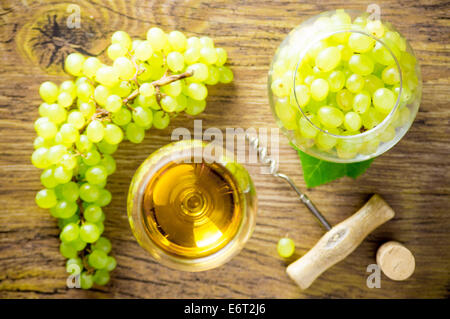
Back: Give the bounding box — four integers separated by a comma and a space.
348, 33, 375, 53
345, 73, 365, 93
60, 182, 79, 202
152, 111, 170, 129
187, 63, 209, 82
105, 95, 122, 113
373, 88, 396, 114
54, 200, 78, 218
187, 83, 208, 100
96, 66, 119, 87
348, 54, 374, 76
382, 65, 400, 85
200, 47, 218, 65
65, 53, 85, 76
86, 120, 105, 143
132, 107, 153, 128
79, 183, 100, 203
80, 222, 101, 243
317, 106, 344, 128
352, 90, 371, 114
35, 189, 58, 209
111, 30, 132, 50
93, 269, 110, 285
66, 258, 83, 275
107, 43, 127, 60
277, 238, 295, 258
139, 83, 155, 97
315, 46, 341, 72
104, 124, 124, 145
112, 107, 132, 126
310, 78, 329, 101
82, 149, 101, 166
94, 85, 110, 106
185, 98, 206, 116
104, 256, 117, 271
60, 242, 78, 259
60, 223, 80, 242
84, 205, 103, 223
85, 165, 108, 185
126, 123, 145, 143
218, 66, 233, 84
146, 27, 167, 51
344, 112, 362, 131
39, 81, 59, 103
80, 272, 94, 289
93, 237, 112, 254
95, 189, 112, 207
82, 57, 102, 78
167, 51, 184, 72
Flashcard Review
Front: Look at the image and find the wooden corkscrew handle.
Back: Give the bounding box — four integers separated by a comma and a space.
286, 194, 395, 290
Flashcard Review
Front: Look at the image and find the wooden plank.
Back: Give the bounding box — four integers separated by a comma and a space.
0, 0, 449, 298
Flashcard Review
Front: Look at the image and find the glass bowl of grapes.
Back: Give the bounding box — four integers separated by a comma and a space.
268, 9, 422, 162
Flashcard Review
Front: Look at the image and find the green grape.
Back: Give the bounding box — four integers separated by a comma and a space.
373, 88, 396, 114
80, 222, 101, 243
57, 91, 73, 108
93, 269, 110, 285
299, 115, 320, 138
82, 57, 102, 78
113, 57, 136, 81
35, 117, 57, 139
33, 136, 51, 149
78, 102, 95, 119
199, 36, 214, 48
54, 200, 78, 218
184, 47, 200, 64
146, 27, 167, 51
76, 135, 93, 153
96, 66, 120, 87
95, 189, 112, 207
61, 153, 78, 171
317, 106, 344, 128
349, 54, 374, 76
111, 30, 131, 50
315, 46, 341, 72
79, 183, 100, 202
160, 95, 178, 112
104, 124, 124, 145
372, 41, 395, 65
88, 249, 108, 270
104, 256, 117, 271
86, 120, 105, 143
134, 94, 157, 109
344, 112, 362, 131
361, 107, 383, 129
67, 111, 85, 129
139, 83, 155, 97
200, 47, 218, 65
382, 65, 400, 85
336, 44, 352, 61
47, 145, 67, 164
327, 70, 345, 92
100, 154, 116, 175
60, 242, 78, 259
60, 80, 76, 98
348, 33, 375, 53
316, 130, 338, 151
84, 205, 103, 223
218, 66, 233, 84
153, 111, 170, 129
112, 80, 132, 98
185, 98, 206, 116
294, 84, 310, 107
59, 123, 79, 144
204, 66, 220, 85
187, 63, 209, 82
107, 43, 127, 60
215, 48, 227, 66
133, 40, 152, 61
112, 107, 132, 126
271, 78, 289, 97
162, 81, 182, 97
65, 53, 85, 76
80, 272, 94, 289
126, 122, 145, 143
132, 107, 153, 128
352, 90, 371, 114
53, 165, 73, 184
41, 168, 58, 188
97, 140, 118, 155
168, 30, 187, 52
277, 238, 295, 258
187, 83, 207, 100
166, 51, 184, 72
364, 74, 384, 95
35, 189, 58, 209
82, 149, 101, 166
94, 85, 110, 106
93, 237, 112, 254
61, 182, 79, 202
310, 78, 329, 101
60, 223, 80, 242
366, 19, 385, 38
39, 81, 59, 103
85, 165, 108, 185
66, 258, 83, 275
175, 94, 188, 112
345, 73, 365, 93
105, 95, 122, 113
393, 85, 412, 104
32, 147, 50, 169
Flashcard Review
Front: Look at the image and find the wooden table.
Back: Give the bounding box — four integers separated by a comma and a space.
0, 0, 449, 299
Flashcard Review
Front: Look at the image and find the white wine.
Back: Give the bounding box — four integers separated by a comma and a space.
128, 140, 257, 271
142, 160, 243, 258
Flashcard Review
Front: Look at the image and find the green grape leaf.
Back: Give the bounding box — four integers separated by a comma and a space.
296, 149, 374, 188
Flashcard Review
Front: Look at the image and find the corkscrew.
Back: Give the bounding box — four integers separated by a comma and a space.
245, 133, 395, 289
246, 133, 331, 230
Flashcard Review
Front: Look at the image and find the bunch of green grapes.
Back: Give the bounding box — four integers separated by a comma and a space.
32, 28, 233, 289
271, 9, 419, 159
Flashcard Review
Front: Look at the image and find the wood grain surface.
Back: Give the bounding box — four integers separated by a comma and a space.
0, 0, 449, 299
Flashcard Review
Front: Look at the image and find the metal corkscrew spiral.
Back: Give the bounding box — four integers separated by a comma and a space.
246, 133, 332, 230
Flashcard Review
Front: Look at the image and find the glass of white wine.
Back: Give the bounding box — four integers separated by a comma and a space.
127, 139, 257, 271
